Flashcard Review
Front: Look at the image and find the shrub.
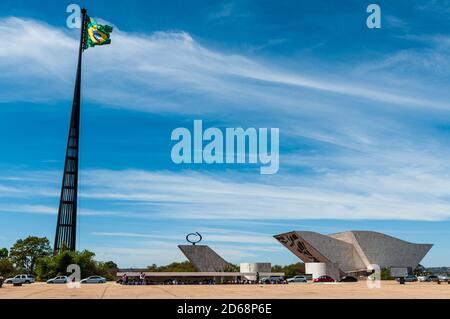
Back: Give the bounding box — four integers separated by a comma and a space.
380, 268, 392, 280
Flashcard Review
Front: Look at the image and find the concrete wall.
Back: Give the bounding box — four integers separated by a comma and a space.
351, 231, 432, 269
330, 231, 432, 269
298, 231, 366, 272
305, 263, 327, 279
178, 245, 231, 272
240, 263, 271, 280
305, 262, 340, 280
275, 230, 432, 278
274, 231, 366, 274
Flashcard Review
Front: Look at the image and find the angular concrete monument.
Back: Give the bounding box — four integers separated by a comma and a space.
274, 230, 432, 279
178, 245, 232, 272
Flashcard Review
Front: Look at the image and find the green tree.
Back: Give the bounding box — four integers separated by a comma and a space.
380, 267, 392, 280
413, 264, 427, 276
9, 236, 52, 274
223, 264, 239, 272
98, 261, 119, 280
102, 261, 118, 269
272, 263, 305, 278
146, 261, 197, 272
0, 248, 8, 259
74, 250, 98, 277
0, 258, 15, 278
35, 249, 116, 281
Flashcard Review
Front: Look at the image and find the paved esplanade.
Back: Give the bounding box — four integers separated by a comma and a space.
0, 282, 449, 299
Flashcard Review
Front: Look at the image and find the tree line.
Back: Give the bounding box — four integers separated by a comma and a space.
0, 236, 117, 280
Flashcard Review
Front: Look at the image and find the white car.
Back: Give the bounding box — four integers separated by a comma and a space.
47, 276, 69, 284
287, 275, 308, 283
417, 275, 428, 282
4, 274, 35, 284
81, 276, 106, 284
438, 274, 449, 282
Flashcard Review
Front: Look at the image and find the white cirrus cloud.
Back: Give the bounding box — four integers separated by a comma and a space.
2, 166, 450, 221
1, 16, 449, 113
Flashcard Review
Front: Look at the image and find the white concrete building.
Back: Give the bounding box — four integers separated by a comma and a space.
240, 263, 271, 281
275, 230, 432, 280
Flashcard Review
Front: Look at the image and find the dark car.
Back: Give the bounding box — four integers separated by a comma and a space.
339, 276, 357, 282
427, 275, 439, 282
313, 275, 335, 283
395, 275, 418, 282
0, 276, 3, 288
259, 276, 287, 284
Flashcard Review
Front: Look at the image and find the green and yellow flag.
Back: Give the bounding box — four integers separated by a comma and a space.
84, 15, 113, 50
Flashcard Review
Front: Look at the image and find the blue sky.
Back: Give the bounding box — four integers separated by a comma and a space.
0, 0, 450, 267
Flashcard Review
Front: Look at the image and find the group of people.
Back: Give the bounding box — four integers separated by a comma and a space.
120, 272, 147, 285
117, 274, 263, 285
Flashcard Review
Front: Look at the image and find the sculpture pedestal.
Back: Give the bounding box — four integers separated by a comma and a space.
178, 245, 231, 272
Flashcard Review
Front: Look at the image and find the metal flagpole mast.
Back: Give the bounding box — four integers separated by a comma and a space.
54, 8, 87, 254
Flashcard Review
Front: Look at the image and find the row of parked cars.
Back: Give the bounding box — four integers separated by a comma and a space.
3, 273, 447, 286
396, 274, 450, 282
286, 274, 450, 284
259, 274, 358, 284
1, 274, 107, 285
260, 273, 450, 284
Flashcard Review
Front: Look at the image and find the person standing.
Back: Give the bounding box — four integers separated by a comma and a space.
139, 272, 146, 285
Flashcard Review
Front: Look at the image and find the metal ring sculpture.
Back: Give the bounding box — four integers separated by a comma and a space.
186, 232, 202, 245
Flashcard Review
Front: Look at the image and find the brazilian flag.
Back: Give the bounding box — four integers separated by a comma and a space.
84, 15, 113, 50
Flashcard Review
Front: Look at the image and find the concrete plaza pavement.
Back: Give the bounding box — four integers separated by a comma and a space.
0, 281, 449, 299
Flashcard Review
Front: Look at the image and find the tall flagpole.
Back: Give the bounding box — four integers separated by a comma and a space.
54, 8, 87, 254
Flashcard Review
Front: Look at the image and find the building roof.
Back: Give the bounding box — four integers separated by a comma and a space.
116, 272, 283, 277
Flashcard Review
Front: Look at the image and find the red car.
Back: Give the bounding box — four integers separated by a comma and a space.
313, 275, 335, 283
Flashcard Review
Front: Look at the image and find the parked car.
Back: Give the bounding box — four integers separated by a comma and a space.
259, 276, 286, 284
417, 275, 429, 282
438, 274, 449, 282
427, 275, 439, 282
313, 275, 335, 283
81, 276, 106, 284
47, 276, 69, 284
0, 276, 3, 288
405, 275, 418, 282
4, 274, 35, 284
395, 275, 418, 282
287, 275, 307, 283
339, 276, 357, 282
